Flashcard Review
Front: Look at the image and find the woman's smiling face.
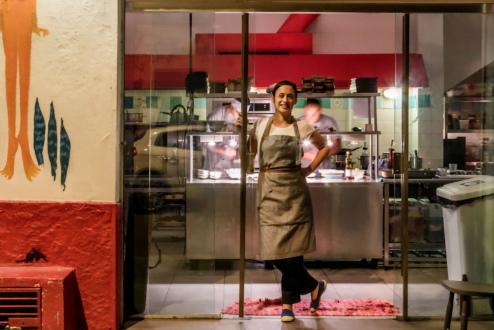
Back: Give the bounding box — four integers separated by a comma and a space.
272, 85, 297, 115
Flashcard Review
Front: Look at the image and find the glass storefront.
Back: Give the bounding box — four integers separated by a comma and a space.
122, 7, 494, 321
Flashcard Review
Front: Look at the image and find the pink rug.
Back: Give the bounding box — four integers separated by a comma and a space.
222, 297, 399, 316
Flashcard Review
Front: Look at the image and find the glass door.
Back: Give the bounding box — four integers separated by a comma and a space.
394, 11, 494, 319
123, 10, 224, 316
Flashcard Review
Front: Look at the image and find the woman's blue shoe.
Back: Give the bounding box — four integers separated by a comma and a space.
310, 280, 327, 313
281, 309, 295, 322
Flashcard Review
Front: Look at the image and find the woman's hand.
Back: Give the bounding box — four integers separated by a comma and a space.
300, 167, 313, 177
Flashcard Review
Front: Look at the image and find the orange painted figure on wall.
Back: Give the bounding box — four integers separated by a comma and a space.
0, 0, 48, 181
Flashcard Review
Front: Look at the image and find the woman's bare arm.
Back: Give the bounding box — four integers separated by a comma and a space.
301, 130, 330, 177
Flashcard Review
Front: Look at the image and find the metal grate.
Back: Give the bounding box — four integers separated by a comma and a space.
0, 288, 41, 330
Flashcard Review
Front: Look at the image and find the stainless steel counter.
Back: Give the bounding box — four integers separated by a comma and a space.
186, 178, 383, 261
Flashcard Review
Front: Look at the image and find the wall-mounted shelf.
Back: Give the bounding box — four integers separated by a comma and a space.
193, 92, 380, 99
448, 129, 494, 133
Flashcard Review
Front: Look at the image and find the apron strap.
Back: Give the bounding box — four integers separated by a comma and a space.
292, 116, 301, 140
258, 117, 273, 167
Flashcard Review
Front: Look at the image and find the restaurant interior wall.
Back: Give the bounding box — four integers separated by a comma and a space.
0, 0, 122, 329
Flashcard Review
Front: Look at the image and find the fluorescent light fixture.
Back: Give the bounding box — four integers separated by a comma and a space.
383, 88, 400, 99
208, 141, 216, 146
229, 139, 238, 147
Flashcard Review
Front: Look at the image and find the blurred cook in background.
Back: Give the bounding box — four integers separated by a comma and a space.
298, 98, 341, 169
205, 99, 244, 173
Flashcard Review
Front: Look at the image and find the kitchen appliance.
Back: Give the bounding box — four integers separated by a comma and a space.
249, 98, 274, 114
392, 152, 402, 174
408, 169, 436, 178
360, 155, 377, 169
186, 71, 209, 93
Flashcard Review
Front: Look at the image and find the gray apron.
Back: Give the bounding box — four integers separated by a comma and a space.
256, 117, 316, 260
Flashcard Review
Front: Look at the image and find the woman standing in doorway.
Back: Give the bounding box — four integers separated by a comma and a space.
236, 80, 337, 322
0, 0, 49, 181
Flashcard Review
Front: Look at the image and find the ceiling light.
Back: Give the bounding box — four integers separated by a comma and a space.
383, 88, 400, 99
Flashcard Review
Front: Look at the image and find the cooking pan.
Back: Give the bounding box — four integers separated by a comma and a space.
334, 146, 362, 162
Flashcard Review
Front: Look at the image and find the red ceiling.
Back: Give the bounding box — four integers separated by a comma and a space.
278, 14, 321, 33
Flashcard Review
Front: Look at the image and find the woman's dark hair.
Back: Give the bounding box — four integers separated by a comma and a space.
272, 80, 298, 98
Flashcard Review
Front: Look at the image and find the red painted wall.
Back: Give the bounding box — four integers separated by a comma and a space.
125, 53, 428, 89
0, 201, 121, 330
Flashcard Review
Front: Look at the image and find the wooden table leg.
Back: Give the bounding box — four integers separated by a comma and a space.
444, 292, 454, 330
460, 297, 469, 330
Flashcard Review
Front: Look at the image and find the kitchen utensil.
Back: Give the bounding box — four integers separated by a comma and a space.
379, 169, 393, 178
210, 171, 222, 180
410, 157, 423, 170
354, 170, 365, 180
449, 163, 458, 174
225, 168, 241, 180
352, 127, 363, 131
437, 167, 447, 176
125, 112, 143, 123
162, 104, 188, 123
414, 150, 418, 158
365, 123, 373, 131
336, 146, 362, 156
318, 169, 343, 176
333, 161, 346, 170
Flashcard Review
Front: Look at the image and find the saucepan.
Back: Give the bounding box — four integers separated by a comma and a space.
334, 147, 362, 162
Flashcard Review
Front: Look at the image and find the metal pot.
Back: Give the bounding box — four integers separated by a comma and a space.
333, 161, 355, 170
125, 112, 143, 123
410, 157, 423, 170
360, 156, 377, 169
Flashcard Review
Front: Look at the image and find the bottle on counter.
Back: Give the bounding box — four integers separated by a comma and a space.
345, 151, 353, 179
362, 142, 368, 156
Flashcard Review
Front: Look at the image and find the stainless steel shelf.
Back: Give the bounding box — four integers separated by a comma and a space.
448, 129, 494, 133
186, 131, 381, 136
389, 242, 446, 251
194, 92, 380, 99
320, 131, 381, 135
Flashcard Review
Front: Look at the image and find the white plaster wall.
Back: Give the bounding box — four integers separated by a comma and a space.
305, 13, 396, 54
126, 12, 290, 55
416, 14, 444, 170
0, 0, 119, 202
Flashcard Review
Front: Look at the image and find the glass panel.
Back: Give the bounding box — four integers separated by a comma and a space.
395, 12, 494, 318
245, 12, 398, 319
123, 11, 221, 316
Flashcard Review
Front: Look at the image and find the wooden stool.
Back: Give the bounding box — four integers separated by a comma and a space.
442, 280, 494, 330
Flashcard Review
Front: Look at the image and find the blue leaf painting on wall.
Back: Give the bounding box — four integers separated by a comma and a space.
60, 119, 71, 191
47, 102, 58, 180
33, 98, 46, 166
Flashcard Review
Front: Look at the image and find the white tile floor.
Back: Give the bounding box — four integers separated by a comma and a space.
143, 241, 493, 319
